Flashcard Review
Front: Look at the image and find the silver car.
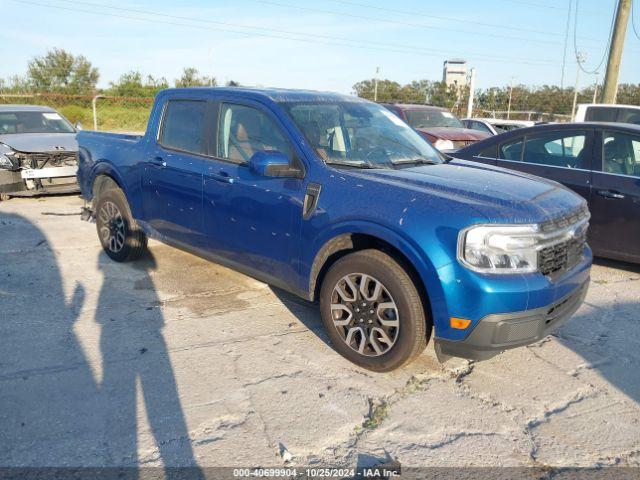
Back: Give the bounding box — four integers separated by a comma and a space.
0, 105, 79, 199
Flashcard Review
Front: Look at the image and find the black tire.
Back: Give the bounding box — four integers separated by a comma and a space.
319, 249, 430, 372
95, 185, 147, 262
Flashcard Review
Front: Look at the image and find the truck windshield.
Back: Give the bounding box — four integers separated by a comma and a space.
0, 111, 75, 135
405, 110, 463, 129
280, 101, 444, 168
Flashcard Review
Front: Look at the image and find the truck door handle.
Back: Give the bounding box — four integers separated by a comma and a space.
207, 169, 234, 184
149, 156, 166, 167
597, 190, 625, 199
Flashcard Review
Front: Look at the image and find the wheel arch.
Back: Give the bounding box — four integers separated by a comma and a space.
89, 162, 126, 201
308, 226, 444, 328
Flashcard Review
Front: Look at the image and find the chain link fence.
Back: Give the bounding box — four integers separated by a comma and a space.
0, 93, 153, 133
0, 88, 610, 131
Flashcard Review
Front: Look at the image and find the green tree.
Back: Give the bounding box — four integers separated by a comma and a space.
108, 71, 168, 97
174, 67, 216, 88
27, 48, 98, 94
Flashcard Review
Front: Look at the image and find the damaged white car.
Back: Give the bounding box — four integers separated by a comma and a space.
0, 105, 79, 199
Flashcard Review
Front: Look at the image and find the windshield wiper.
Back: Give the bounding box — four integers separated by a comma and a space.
325, 160, 383, 169
391, 157, 439, 166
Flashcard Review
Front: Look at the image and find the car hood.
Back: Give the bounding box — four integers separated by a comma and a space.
354, 159, 585, 224
0, 133, 78, 153
415, 127, 489, 141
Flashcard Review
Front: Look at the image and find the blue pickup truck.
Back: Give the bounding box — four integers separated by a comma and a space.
77, 87, 592, 371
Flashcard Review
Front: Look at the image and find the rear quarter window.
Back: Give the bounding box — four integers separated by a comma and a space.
477, 144, 498, 159
499, 137, 524, 161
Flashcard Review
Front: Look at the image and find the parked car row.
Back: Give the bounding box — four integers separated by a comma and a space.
2, 89, 637, 372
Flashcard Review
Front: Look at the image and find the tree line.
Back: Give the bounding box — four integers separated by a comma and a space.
0, 48, 240, 98
353, 79, 640, 117
2, 48, 639, 116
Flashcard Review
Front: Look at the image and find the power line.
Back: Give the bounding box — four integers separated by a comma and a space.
8, 0, 561, 67
632, 0, 640, 40
265, 0, 615, 45
573, 0, 617, 74
251, 0, 576, 46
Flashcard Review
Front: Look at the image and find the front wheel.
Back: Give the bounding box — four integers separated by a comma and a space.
95, 186, 148, 262
319, 249, 430, 372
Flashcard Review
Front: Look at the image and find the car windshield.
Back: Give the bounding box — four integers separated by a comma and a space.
280, 101, 444, 168
404, 109, 464, 129
0, 111, 75, 134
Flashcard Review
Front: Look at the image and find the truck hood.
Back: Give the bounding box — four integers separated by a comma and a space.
354, 159, 585, 224
415, 127, 489, 141
0, 133, 78, 153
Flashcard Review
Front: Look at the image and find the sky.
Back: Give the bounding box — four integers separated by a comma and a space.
1, 0, 639, 94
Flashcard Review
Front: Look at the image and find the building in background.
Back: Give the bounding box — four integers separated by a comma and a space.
443, 59, 468, 88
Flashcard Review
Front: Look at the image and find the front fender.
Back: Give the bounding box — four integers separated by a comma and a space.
305, 220, 450, 329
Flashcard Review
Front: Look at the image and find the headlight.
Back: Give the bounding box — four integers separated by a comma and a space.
0, 144, 15, 168
434, 139, 454, 151
459, 225, 539, 273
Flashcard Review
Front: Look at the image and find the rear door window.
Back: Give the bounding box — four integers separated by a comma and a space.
521, 131, 588, 169
159, 100, 207, 154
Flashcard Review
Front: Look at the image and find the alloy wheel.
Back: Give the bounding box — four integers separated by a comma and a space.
330, 273, 399, 357
98, 200, 125, 253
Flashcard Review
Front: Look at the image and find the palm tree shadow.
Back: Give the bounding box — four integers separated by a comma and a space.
96, 250, 202, 477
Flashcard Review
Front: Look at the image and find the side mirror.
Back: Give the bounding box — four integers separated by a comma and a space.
75, 121, 83, 131
249, 151, 302, 178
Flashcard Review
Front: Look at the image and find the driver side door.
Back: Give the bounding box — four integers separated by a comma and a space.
202, 100, 307, 286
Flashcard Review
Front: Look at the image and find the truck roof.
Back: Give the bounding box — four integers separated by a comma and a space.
0, 105, 57, 112
162, 87, 364, 103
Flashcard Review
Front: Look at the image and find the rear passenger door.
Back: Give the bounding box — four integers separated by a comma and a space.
142, 99, 209, 248
496, 130, 593, 202
588, 129, 640, 261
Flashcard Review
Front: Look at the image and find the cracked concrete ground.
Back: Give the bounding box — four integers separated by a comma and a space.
1, 195, 639, 469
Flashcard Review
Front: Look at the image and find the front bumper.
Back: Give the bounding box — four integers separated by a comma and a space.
0, 170, 24, 194
0, 166, 79, 196
434, 278, 589, 360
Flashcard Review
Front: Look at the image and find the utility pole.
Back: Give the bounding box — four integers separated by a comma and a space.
373, 66, 380, 102
507, 77, 514, 119
466, 68, 476, 118
560, 0, 573, 89
593, 72, 599, 104
572, 52, 586, 121
601, 0, 631, 104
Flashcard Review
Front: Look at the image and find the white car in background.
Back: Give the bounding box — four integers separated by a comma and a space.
0, 105, 79, 199
461, 118, 534, 135
574, 103, 640, 125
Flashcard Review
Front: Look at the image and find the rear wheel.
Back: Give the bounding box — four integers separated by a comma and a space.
319, 249, 430, 372
95, 186, 147, 262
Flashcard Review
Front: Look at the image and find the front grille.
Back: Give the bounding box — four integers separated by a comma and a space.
538, 204, 590, 277
538, 231, 587, 276
15, 151, 77, 169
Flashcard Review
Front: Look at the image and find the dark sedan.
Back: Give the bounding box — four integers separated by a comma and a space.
454, 122, 640, 264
